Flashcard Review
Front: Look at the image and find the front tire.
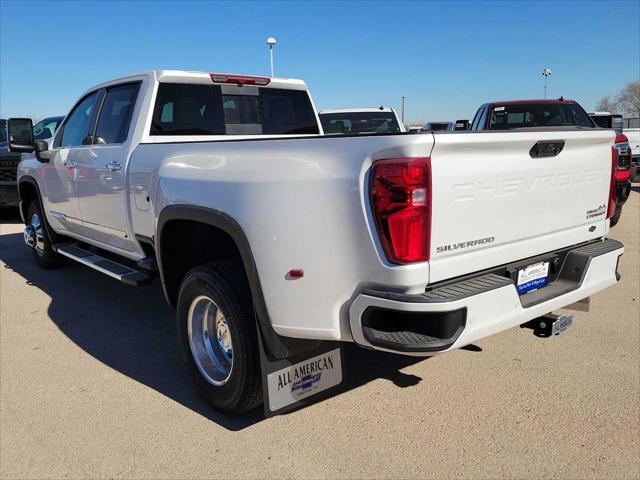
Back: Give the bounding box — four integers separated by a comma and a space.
26, 200, 62, 269
177, 262, 262, 414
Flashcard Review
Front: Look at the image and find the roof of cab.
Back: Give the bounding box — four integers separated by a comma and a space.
319, 107, 396, 114
88, 70, 309, 92
486, 99, 577, 106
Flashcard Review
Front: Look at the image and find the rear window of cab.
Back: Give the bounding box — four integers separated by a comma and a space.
150, 83, 319, 136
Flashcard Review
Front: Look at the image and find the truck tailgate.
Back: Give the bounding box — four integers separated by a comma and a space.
428, 129, 615, 283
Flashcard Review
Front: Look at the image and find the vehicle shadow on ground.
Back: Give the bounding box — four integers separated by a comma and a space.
0, 230, 481, 431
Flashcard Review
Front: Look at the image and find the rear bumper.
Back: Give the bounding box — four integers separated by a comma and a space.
349, 239, 624, 355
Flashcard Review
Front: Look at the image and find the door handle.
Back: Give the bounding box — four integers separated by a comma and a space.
106, 161, 122, 172
62, 160, 77, 168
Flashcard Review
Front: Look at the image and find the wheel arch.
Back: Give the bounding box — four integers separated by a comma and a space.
17, 176, 60, 243
156, 205, 320, 360
17, 176, 41, 224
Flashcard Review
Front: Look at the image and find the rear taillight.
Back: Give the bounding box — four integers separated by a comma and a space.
614, 133, 631, 181
615, 133, 628, 144
370, 157, 431, 264
607, 146, 618, 220
615, 169, 631, 182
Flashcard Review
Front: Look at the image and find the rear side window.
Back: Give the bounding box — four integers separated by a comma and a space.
319, 111, 401, 134
151, 83, 319, 135
488, 103, 593, 130
94, 83, 140, 144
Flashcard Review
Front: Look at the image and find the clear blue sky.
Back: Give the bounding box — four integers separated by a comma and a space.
1, 0, 639, 123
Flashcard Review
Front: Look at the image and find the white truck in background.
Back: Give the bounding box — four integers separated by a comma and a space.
318, 107, 406, 134
622, 117, 639, 180
7, 70, 624, 415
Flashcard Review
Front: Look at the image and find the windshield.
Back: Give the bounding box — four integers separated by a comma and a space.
320, 112, 401, 134
0, 120, 6, 143
488, 103, 593, 130
33, 117, 63, 140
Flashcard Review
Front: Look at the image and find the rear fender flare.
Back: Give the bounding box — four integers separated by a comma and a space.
156, 205, 320, 360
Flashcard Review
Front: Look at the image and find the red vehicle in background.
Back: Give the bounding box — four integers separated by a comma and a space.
470, 99, 632, 226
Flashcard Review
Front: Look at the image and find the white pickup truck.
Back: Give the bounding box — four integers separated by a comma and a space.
8, 70, 624, 415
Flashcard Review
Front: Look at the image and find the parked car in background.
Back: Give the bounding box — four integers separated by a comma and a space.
407, 125, 424, 133
622, 117, 639, 180
454, 119, 469, 130
470, 99, 594, 130
424, 121, 453, 131
33, 116, 64, 145
589, 111, 623, 133
319, 107, 405, 134
0, 116, 64, 210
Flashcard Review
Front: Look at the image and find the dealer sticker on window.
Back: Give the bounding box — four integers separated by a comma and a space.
517, 261, 550, 295
266, 348, 342, 412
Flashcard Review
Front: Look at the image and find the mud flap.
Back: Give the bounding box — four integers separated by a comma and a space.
258, 328, 345, 417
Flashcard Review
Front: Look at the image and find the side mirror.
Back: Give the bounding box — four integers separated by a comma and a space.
8, 118, 35, 153
34, 140, 52, 163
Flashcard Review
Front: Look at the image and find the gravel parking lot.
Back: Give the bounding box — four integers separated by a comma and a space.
1, 188, 638, 480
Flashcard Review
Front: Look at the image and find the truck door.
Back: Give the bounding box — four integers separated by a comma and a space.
75, 82, 141, 252
45, 90, 101, 234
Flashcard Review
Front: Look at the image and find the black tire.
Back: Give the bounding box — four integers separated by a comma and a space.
177, 262, 262, 413
26, 200, 62, 269
609, 205, 622, 227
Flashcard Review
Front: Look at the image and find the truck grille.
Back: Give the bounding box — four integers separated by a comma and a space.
0, 158, 19, 182
0, 169, 17, 182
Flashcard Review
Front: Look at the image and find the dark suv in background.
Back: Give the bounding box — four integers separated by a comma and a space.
0, 119, 23, 208
0, 116, 63, 211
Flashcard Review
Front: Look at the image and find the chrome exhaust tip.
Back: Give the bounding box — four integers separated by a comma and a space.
24, 225, 35, 248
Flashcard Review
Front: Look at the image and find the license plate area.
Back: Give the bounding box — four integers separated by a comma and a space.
517, 261, 550, 295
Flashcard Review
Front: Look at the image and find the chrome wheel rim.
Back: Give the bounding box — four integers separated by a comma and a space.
30, 214, 45, 256
187, 295, 233, 386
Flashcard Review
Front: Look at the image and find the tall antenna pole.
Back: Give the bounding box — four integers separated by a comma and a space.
542, 68, 551, 99
401, 96, 406, 124
267, 37, 277, 77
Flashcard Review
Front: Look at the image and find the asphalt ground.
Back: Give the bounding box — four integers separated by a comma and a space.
1, 187, 638, 479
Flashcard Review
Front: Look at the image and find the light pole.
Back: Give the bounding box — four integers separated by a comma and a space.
542, 68, 551, 99
401, 96, 406, 124
267, 37, 277, 77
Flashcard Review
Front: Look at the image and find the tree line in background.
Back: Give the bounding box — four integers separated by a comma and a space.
596, 81, 640, 116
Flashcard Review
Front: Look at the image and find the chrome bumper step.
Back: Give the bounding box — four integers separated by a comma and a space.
53, 244, 151, 286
